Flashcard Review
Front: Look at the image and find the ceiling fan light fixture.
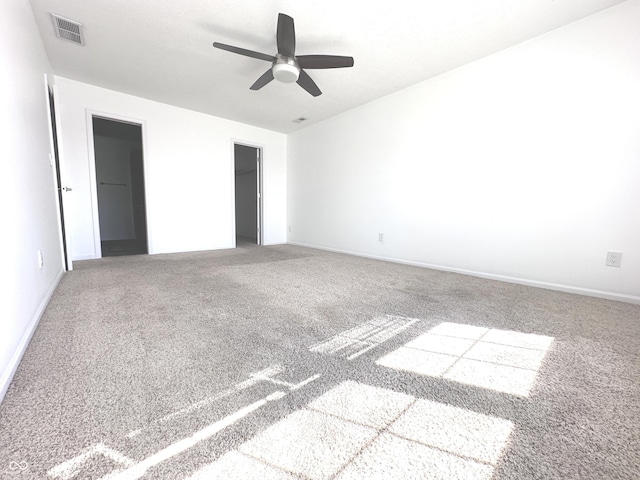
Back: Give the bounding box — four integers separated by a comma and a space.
272, 63, 299, 83
212, 14, 354, 96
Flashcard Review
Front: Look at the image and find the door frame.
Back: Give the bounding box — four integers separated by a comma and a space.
231, 140, 264, 246
86, 110, 149, 258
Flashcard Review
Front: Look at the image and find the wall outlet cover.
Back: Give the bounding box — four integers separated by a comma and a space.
606, 251, 622, 267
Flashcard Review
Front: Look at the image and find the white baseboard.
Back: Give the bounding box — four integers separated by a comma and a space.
288, 241, 640, 305
72, 254, 97, 261
0, 269, 64, 404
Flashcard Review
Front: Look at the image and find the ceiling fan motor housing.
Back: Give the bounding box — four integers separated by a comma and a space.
272, 54, 300, 83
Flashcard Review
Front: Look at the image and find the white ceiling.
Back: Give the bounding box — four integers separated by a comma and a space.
29, 0, 626, 133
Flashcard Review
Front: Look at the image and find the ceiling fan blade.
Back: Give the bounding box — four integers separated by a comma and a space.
277, 13, 296, 57
297, 69, 322, 97
297, 55, 354, 69
250, 69, 274, 90
213, 42, 275, 62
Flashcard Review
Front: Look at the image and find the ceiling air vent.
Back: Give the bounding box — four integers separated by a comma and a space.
51, 14, 84, 45
292, 117, 308, 124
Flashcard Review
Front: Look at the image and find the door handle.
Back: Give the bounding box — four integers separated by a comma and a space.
63, 186, 73, 192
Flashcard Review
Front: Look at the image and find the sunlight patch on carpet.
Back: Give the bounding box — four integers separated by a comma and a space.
98, 392, 285, 480
188, 381, 512, 479
376, 322, 554, 397
47, 444, 134, 480
47, 364, 320, 480
309, 315, 420, 359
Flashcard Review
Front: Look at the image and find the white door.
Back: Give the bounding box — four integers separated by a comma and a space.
46, 82, 73, 271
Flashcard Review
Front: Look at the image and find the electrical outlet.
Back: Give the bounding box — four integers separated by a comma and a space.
37, 250, 44, 269
288, 225, 291, 232
606, 251, 622, 267
378, 233, 384, 242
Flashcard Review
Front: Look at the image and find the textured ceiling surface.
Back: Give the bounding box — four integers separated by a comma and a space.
29, 0, 626, 133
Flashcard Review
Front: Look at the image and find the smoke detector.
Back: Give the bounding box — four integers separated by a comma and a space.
51, 14, 84, 46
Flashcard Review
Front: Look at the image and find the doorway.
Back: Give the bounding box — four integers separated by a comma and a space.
234, 144, 262, 246
92, 117, 147, 256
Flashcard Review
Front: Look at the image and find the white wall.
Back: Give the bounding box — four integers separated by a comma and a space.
0, 0, 64, 402
288, 0, 640, 303
55, 77, 287, 259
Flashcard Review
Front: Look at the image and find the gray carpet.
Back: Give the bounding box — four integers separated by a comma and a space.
1, 244, 639, 479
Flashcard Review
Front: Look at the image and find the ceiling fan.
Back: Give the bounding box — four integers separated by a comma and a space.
213, 13, 354, 97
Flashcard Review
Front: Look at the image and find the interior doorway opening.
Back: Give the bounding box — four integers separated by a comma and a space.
92, 117, 147, 256
234, 143, 262, 247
